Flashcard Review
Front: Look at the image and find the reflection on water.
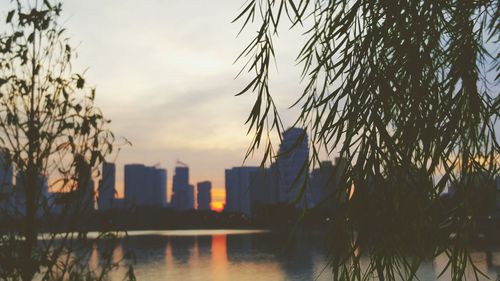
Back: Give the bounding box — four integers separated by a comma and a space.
89, 230, 500, 281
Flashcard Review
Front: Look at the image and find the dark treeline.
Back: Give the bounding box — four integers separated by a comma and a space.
2, 201, 499, 245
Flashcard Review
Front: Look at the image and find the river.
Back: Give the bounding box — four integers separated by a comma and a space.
87, 229, 500, 281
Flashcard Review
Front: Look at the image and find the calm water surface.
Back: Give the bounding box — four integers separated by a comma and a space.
94, 229, 500, 281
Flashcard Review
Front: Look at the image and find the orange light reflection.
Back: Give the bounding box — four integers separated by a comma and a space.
211, 235, 228, 280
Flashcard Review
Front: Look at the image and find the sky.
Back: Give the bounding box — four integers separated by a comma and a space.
1, 1, 498, 211
37, 0, 308, 210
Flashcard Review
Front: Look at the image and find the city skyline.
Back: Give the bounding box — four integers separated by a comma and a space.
33, 0, 311, 210
90, 128, 335, 213
0, 1, 497, 280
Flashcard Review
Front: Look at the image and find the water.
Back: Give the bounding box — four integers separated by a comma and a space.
91, 229, 500, 281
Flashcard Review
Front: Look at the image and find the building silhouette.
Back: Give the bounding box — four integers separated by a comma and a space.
250, 164, 279, 207
225, 166, 259, 216
310, 161, 334, 207
0, 150, 13, 216
98, 162, 116, 211
75, 155, 95, 212
171, 166, 194, 210
13, 172, 50, 217
124, 164, 167, 207
157, 168, 168, 208
187, 184, 195, 210
197, 181, 212, 211
222, 148, 351, 215
10, 155, 99, 217
496, 176, 500, 215
276, 127, 312, 208
125, 164, 147, 206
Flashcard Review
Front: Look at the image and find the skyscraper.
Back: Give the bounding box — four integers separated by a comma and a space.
124, 164, 167, 207
171, 166, 194, 210
98, 162, 115, 211
310, 161, 336, 208
224, 166, 259, 216
14, 172, 50, 218
0, 149, 13, 216
187, 184, 195, 210
148, 167, 167, 207
224, 169, 236, 212
276, 127, 312, 208
197, 181, 212, 211
496, 176, 500, 220
250, 163, 279, 207
75, 155, 95, 212
156, 168, 168, 208
0, 149, 13, 193
125, 164, 147, 206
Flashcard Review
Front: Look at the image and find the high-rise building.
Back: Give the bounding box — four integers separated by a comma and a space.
148, 167, 167, 207
76, 155, 95, 212
38, 171, 95, 217
224, 166, 259, 216
124, 164, 167, 207
171, 166, 194, 210
156, 168, 168, 208
496, 176, 500, 211
0, 150, 13, 216
98, 162, 116, 211
276, 127, 312, 208
224, 169, 236, 212
187, 184, 195, 210
250, 163, 279, 207
496, 176, 500, 220
125, 164, 146, 206
14, 172, 50, 217
310, 161, 337, 208
197, 181, 212, 211
0, 149, 13, 193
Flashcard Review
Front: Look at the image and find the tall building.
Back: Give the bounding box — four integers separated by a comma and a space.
0, 149, 13, 193
75, 155, 95, 212
197, 181, 212, 211
171, 166, 194, 210
310, 161, 337, 208
157, 168, 168, 208
148, 167, 167, 207
276, 127, 312, 208
225, 166, 259, 216
497, 176, 500, 210
98, 162, 116, 211
249, 164, 279, 207
0, 150, 13, 216
14, 172, 50, 217
124, 164, 167, 207
224, 169, 235, 212
187, 184, 195, 210
496, 176, 500, 220
124, 164, 146, 206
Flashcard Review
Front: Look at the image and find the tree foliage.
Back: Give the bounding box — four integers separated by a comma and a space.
235, 0, 499, 280
0, 1, 132, 280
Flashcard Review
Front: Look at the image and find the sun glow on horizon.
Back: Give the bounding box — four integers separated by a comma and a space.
211, 202, 224, 212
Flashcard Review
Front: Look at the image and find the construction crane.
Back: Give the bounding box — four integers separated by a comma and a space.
176, 159, 189, 167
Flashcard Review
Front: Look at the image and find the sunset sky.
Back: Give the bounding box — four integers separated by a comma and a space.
37, 0, 307, 209
0, 1, 497, 211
